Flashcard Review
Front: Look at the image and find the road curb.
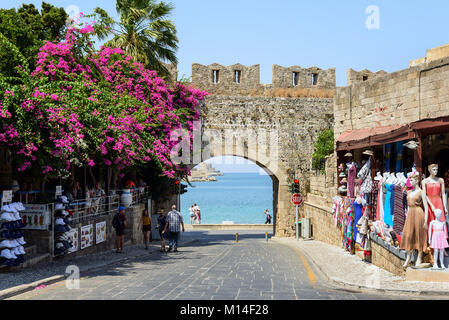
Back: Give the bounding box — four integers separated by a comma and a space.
1, 238, 199, 300
0, 275, 65, 300
272, 238, 449, 297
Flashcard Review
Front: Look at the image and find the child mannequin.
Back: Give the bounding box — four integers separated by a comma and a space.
428, 209, 449, 269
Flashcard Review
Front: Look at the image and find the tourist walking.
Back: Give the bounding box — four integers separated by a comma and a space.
264, 209, 272, 224
189, 205, 195, 224
163, 205, 185, 252
141, 207, 152, 251
157, 210, 167, 252
194, 203, 201, 224
112, 206, 127, 253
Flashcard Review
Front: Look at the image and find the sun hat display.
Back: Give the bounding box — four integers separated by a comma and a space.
344, 152, 353, 157
362, 150, 374, 156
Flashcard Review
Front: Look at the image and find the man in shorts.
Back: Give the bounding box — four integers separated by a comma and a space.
163, 205, 185, 252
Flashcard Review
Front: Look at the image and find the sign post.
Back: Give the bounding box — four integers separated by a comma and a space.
291, 193, 303, 241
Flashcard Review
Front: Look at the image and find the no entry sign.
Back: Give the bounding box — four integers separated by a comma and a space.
291, 193, 303, 206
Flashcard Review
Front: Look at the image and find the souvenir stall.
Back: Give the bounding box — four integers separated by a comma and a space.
0, 190, 28, 267
335, 120, 449, 269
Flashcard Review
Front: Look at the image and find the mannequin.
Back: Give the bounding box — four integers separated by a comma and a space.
422, 164, 448, 230
400, 172, 429, 268
428, 209, 448, 269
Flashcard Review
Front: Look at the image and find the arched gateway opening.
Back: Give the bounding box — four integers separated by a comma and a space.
182, 156, 279, 233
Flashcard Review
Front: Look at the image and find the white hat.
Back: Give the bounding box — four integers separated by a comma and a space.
0, 212, 14, 222
55, 218, 65, 225
0, 240, 14, 249
1, 249, 14, 259
55, 203, 65, 210
18, 246, 25, 255
17, 237, 26, 245
60, 196, 69, 204
362, 150, 374, 156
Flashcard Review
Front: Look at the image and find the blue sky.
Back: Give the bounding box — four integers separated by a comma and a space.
6, 0, 449, 86
5, 0, 449, 172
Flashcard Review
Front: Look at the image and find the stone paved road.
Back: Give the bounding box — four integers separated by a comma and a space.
8, 231, 435, 300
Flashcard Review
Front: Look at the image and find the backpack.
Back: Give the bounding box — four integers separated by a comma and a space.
112, 212, 122, 229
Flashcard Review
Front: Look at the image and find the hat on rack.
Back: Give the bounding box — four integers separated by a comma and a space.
362, 150, 374, 156
344, 152, 353, 157
340, 178, 347, 184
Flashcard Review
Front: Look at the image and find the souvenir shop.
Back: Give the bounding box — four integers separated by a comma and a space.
333, 116, 449, 267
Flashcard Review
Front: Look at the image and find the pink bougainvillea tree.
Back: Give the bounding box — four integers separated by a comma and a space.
0, 23, 207, 188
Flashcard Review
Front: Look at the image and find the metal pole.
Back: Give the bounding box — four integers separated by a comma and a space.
295, 204, 299, 241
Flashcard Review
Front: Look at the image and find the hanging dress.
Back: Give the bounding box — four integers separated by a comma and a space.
353, 200, 363, 249
393, 184, 406, 234
376, 180, 384, 222
400, 189, 427, 252
383, 184, 394, 227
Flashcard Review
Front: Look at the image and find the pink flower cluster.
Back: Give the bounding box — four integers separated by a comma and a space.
0, 26, 208, 178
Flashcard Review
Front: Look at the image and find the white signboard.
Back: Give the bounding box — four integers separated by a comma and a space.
22, 204, 51, 230
67, 228, 79, 253
2, 190, 12, 203
55, 186, 62, 196
80, 224, 93, 249
95, 221, 106, 244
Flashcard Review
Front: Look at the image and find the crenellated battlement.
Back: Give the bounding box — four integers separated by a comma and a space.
272, 65, 336, 89
346, 68, 388, 86
191, 63, 336, 96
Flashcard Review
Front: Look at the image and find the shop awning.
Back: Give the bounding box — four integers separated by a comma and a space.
410, 116, 449, 135
336, 124, 411, 151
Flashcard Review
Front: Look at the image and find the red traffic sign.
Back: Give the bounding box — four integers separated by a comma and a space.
291, 193, 303, 206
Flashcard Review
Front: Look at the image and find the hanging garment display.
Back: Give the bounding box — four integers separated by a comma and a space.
383, 184, 394, 227
393, 184, 406, 235
371, 181, 379, 221
353, 199, 363, 247
357, 158, 373, 195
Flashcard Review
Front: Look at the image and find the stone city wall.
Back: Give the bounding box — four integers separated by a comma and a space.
199, 94, 334, 237
334, 55, 449, 138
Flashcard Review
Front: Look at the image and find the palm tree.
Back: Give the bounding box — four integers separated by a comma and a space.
94, 0, 178, 81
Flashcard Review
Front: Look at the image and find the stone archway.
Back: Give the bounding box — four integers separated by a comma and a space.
196, 125, 295, 237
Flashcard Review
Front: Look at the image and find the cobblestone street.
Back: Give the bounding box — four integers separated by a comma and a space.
7, 231, 440, 300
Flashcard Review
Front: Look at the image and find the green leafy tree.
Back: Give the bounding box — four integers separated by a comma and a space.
0, 2, 67, 77
93, 0, 178, 81
312, 129, 334, 174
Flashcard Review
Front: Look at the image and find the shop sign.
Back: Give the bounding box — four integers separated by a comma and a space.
2, 190, 12, 203
55, 186, 62, 196
22, 204, 50, 230
95, 221, 106, 244
67, 228, 79, 253
80, 224, 93, 249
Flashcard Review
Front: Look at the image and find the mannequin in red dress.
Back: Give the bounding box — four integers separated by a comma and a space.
422, 164, 448, 256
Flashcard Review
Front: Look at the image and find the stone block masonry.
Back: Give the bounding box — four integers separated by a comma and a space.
334, 55, 449, 139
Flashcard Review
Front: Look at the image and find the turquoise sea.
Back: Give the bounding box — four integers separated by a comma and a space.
181, 172, 273, 224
